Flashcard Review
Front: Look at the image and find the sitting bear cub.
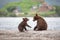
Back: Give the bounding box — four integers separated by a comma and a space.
33, 14, 47, 31
18, 18, 31, 32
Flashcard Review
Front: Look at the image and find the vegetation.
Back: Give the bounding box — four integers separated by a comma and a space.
55, 6, 60, 16
0, 0, 60, 17
1, 0, 40, 12
0, 0, 41, 17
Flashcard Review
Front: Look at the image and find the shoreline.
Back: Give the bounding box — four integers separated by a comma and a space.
0, 30, 60, 40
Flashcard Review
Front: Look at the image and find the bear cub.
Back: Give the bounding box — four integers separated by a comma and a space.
33, 14, 47, 31
18, 18, 31, 32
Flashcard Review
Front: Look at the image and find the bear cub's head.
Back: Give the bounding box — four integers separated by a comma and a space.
23, 18, 29, 22
33, 14, 40, 21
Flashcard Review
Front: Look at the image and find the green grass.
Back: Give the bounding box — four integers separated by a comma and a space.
0, 0, 57, 17
0, 0, 41, 17
1, 0, 40, 12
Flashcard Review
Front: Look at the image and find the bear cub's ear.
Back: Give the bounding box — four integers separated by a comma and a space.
36, 14, 38, 16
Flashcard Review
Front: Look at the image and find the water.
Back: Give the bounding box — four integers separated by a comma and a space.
0, 0, 21, 8
45, 0, 60, 6
0, 0, 60, 8
0, 17, 60, 31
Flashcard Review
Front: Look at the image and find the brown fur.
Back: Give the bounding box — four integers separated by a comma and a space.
18, 18, 31, 32
33, 14, 47, 31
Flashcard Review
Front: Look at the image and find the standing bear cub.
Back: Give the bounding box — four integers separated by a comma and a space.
18, 18, 31, 32
33, 14, 47, 31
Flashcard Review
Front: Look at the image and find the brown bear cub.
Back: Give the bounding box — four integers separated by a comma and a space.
18, 18, 31, 32
33, 14, 47, 31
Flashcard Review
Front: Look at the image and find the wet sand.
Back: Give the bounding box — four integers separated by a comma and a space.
0, 30, 60, 40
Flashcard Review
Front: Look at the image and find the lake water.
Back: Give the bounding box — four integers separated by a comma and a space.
45, 0, 60, 6
0, 17, 60, 31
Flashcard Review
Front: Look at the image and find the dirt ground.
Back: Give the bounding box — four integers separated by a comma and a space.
0, 30, 60, 40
